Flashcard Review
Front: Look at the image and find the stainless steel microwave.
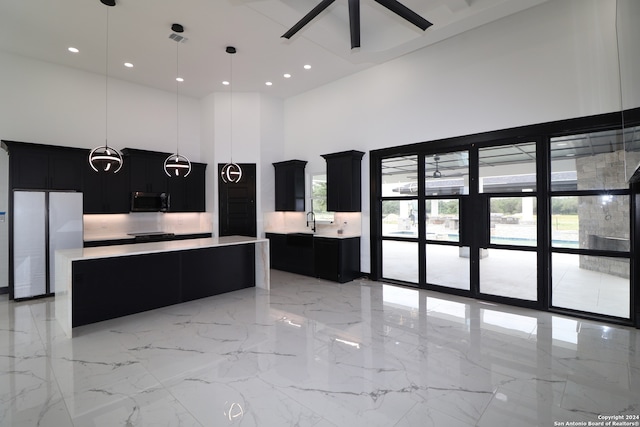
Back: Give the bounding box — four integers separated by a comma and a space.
131, 192, 169, 212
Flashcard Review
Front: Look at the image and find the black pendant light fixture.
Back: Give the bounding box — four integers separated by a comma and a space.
164, 23, 192, 178
89, 0, 124, 174
220, 46, 243, 184
282, 0, 432, 49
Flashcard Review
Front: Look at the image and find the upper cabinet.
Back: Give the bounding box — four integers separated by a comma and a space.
2, 142, 207, 214
124, 148, 207, 213
3, 140, 85, 191
273, 160, 307, 212
123, 148, 169, 194
321, 150, 364, 212
167, 162, 207, 212
82, 158, 130, 214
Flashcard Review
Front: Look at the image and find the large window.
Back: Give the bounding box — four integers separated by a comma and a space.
371, 110, 640, 325
549, 129, 633, 318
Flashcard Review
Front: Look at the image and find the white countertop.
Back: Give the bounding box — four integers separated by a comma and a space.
265, 231, 361, 239
58, 236, 268, 261
83, 231, 212, 242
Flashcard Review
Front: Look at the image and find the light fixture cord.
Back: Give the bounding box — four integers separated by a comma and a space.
176, 39, 180, 156
229, 50, 233, 164
104, 6, 110, 149
614, 0, 627, 180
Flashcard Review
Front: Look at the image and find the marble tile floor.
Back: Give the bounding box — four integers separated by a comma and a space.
1, 270, 639, 426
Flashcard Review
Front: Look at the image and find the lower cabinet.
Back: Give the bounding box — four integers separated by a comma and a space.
71, 245, 255, 328
72, 252, 181, 327
314, 237, 361, 283
266, 233, 361, 283
181, 245, 255, 302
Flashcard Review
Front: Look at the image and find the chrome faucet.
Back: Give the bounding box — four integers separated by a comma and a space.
306, 211, 316, 233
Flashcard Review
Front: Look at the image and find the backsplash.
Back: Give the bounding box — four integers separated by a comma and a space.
84, 212, 213, 240
264, 211, 361, 236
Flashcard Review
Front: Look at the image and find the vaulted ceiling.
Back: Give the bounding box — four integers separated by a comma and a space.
0, 0, 549, 99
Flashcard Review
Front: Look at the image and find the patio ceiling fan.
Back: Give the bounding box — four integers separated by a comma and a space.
281, 0, 433, 49
432, 155, 442, 178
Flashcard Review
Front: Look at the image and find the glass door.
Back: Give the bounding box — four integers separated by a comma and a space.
424, 151, 470, 291
380, 155, 419, 284
477, 142, 540, 302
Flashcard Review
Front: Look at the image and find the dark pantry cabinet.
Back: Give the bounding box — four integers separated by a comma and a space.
273, 160, 307, 212
321, 150, 364, 212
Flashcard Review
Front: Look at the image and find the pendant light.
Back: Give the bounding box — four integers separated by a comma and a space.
220, 46, 243, 184
164, 23, 192, 178
89, 0, 124, 174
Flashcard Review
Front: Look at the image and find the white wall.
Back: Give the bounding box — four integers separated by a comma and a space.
200, 92, 283, 236
0, 51, 201, 160
282, 0, 640, 274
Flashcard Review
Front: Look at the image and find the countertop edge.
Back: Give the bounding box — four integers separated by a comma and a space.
265, 231, 361, 240
58, 236, 268, 262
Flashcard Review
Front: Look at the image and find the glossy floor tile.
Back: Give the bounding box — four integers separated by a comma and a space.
1, 271, 639, 426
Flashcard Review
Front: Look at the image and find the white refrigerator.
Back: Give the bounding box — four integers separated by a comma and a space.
13, 191, 83, 299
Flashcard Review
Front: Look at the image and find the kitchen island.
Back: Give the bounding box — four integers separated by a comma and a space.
55, 236, 269, 337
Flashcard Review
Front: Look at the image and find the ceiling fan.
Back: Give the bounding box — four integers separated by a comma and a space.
281, 0, 433, 49
432, 155, 442, 178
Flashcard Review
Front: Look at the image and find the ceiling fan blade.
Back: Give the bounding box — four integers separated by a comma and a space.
373, 0, 432, 31
282, 0, 336, 39
348, 0, 360, 48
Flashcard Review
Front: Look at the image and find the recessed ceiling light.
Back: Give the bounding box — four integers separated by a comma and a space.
265, 81, 273, 86
68, 47, 79, 53
124, 62, 133, 68
283, 73, 292, 79
566, 153, 575, 157
176, 77, 184, 82
222, 81, 230, 86
304, 64, 311, 70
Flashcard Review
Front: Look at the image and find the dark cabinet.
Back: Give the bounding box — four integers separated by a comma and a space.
314, 237, 361, 283
167, 162, 206, 212
273, 160, 307, 211
82, 159, 130, 214
266, 232, 315, 276
124, 149, 169, 194
321, 150, 364, 212
266, 233, 361, 282
70, 244, 256, 328
181, 245, 255, 302
3, 142, 207, 214
72, 252, 181, 327
3, 141, 85, 191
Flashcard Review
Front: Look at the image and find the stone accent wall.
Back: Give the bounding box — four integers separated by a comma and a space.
576, 149, 630, 278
